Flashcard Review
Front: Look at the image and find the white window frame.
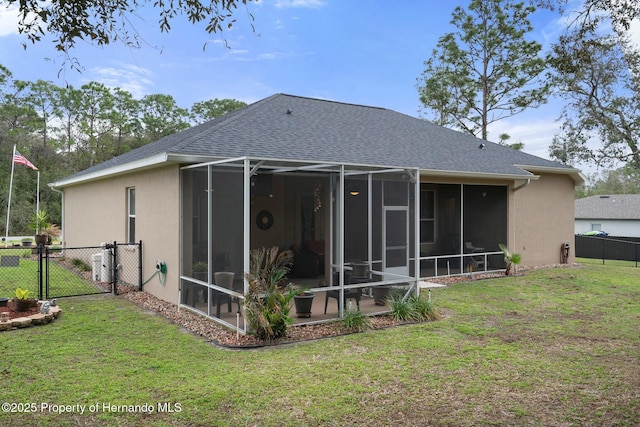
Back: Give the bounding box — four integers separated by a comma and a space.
128, 187, 136, 243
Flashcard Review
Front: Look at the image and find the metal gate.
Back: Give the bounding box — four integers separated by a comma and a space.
43, 241, 143, 299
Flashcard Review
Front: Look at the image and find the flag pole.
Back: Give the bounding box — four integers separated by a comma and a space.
36, 171, 40, 234
5, 145, 16, 247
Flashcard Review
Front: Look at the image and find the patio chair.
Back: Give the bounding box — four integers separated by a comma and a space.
213, 272, 239, 318
464, 242, 485, 270
324, 268, 360, 313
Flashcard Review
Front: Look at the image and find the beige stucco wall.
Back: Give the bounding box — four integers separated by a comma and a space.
62, 165, 181, 304
511, 173, 576, 266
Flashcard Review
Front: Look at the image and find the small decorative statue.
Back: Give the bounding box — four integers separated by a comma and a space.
50, 299, 57, 307
40, 301, 51, 314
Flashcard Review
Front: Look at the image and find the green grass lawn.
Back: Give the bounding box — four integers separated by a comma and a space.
0, 252, 105, 299
577, 256, 639, 268
0, 262, 638, 426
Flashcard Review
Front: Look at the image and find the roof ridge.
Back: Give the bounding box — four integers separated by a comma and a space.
276, 93, 387, 111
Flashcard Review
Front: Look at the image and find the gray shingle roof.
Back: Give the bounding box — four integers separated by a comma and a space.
56, 93, 579, 184
575, 194, 640, 220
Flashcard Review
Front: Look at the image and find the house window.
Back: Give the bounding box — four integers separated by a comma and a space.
420, 188, 435, 244
128, 188, 136, 243
591, 223, 602, 231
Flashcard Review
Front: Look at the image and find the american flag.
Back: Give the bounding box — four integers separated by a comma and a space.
14, 150, 38, 170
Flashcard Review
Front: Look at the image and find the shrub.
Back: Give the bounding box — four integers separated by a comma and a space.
243, 247, 300, 341
71, 258, 91, 272
341, 307, 372, 332
387, 292, 415, 321
408, 295, 441, 321
499, 243, 522, 276
388, 292, 441, 322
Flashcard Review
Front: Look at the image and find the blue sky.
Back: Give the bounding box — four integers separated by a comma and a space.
0, 0, 611, 173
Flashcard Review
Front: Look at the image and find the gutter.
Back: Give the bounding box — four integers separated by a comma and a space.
513, 179, 531, 192
515, 164, 586, 186
49, 152, 170, 188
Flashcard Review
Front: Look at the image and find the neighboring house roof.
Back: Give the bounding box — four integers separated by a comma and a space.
575, 194, 640, 220
52, 94, 583, 187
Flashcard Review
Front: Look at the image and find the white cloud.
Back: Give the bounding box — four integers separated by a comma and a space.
256, 52, 288, 60
627, 19, 640, 47
274, 0, 326, 9
89, 65, 154, 99
490, 118, 560, 160
0, 5, 20, 37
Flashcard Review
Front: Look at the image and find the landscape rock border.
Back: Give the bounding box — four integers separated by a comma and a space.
0, 302, 62, 332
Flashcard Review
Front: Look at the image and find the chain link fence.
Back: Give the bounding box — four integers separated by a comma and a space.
0, 241, 142, 301
0, 244, 41, 301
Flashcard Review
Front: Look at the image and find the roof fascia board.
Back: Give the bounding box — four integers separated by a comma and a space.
50, 153, 169, 188
50, 152, 554, 189
515, 163, 585, 185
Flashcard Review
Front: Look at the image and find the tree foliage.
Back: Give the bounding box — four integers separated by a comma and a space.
190, 98, 247, 124
5, 0, 256, 56
0, 63, 246, 235
417, 0, 550, 141
548, 1, 640, 174
576, 165, 640, 198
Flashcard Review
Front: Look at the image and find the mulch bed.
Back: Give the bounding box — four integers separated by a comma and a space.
122, 289, 409, 348
0, 299, 41, 319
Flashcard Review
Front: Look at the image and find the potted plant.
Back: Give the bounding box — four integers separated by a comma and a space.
192, 261, 208, 281
13, 287, 36, 312
293, 286, 315, 318
41, 224, 61, 245
21, 237, 33, 247
29, 210, 52, 246
372, 285, 391, 306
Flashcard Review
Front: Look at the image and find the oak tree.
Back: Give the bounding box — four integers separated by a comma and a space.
548, 1, 640, 173
5, 0, 256, 55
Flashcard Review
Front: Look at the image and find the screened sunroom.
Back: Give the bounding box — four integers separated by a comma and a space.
180, 157, 423, 332
179, 156, 508, 333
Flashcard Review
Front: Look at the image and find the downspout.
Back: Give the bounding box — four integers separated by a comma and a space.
49, 185, 64, 248
513, 179, 530, 192
510, 178, 530, 264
